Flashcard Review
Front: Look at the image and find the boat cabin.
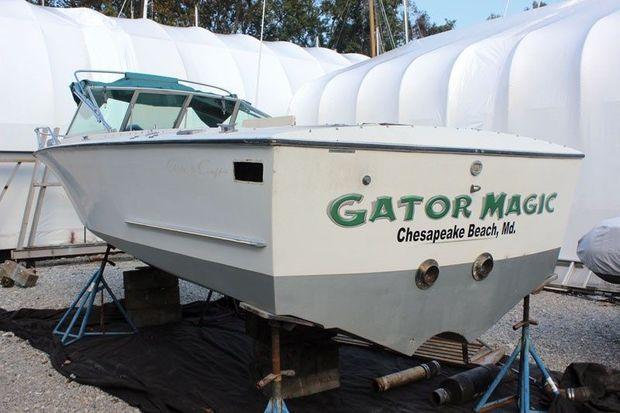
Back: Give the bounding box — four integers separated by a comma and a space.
66, 71, 268, 137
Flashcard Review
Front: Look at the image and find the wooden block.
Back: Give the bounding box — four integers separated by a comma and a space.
253, 339, 341, 398
124, 287, 181, 310
247, 313, 341, 398
127, 305, 183, 328
123, 267, 179, 291
123, 266, 182, 327
0, 260, 38, 288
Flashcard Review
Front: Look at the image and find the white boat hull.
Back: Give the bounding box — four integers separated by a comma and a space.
37, 125, 582, 355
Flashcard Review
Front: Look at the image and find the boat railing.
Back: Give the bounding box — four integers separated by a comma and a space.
35, 127, 64, 149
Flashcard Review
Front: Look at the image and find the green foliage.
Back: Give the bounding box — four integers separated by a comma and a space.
322, 0, 374, 53
322, 1, 456, 53
26, 0, 456, 54
524, 1, 547, 11
412, 10, 455, 37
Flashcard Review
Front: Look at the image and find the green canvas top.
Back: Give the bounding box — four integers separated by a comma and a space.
70, 72, 233, 104
66, 71, 267, 135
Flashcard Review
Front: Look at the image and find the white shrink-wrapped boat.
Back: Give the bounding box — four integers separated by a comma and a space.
36, 71, 583, 355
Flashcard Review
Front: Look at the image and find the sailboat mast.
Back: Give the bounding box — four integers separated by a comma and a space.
403, 0, 409, 43
369, 0, 377, 57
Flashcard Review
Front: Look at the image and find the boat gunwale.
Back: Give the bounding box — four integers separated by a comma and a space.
35, 138, 585, 159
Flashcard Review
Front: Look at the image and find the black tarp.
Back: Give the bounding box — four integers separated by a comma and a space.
0, 300, 559, 413
550, 363, 620, 413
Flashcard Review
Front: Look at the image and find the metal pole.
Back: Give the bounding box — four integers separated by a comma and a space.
118, 0, 129, 17
519, 295, 532, 412
0, 162, 22, 205
271, 322, 282, 410
100, 281, 105, 332
369, 0, 377, 57
474, 343, 521, 412
402, 0, 409, 43
27, 165, 49, 247
503, 0, 511, 17
17, 161, 40, 249
254, 0, 267, 106
194, 3, 198, 27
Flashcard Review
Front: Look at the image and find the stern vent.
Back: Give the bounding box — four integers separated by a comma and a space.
234, 161, 263, 183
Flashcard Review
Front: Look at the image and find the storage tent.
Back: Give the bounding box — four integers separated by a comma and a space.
0, 0, 366, 250
289, 0, 620, 261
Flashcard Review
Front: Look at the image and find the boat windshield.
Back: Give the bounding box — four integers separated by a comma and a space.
67, 80, 267, 136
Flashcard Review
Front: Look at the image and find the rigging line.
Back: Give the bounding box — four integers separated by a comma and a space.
503, 0, 511, 17
414, 11, 424, 39
254, 0, 267, 107
117, 0, 129, 17
333, 0, 352, 50
378, 0, 396, 49
402, 0, 409, 43
375, 0, 390, 50
330, 0, 352, 39
372, 0, 381, 53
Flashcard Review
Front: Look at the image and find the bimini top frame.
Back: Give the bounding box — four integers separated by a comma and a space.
66, 70, 268, 139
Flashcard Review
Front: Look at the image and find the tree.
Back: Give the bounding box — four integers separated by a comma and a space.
412, 10, 455, 37
26, 0, 456, 54
524, 1, 547, 10
323, 1, 455, 54
321, 0, 374, 53
487, 13, 501, 20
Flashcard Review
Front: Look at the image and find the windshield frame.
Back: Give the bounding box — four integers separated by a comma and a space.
67, 84, 269, 136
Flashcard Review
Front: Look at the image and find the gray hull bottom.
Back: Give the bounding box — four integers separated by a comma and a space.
100, 232, 558, 355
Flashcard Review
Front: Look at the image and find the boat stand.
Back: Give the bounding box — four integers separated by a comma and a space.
474, 295, 560, 413
53, 245, 137, 345
258, 321, 294, 413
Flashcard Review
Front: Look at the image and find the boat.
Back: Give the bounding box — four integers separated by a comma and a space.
35, 71, 584, 355
577, 218, 620, 285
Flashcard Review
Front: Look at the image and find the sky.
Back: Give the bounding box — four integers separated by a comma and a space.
414, 0, 563, 29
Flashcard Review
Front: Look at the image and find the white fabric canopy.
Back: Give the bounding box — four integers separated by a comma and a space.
0, 0, 365, 249
289, 0, 620, 261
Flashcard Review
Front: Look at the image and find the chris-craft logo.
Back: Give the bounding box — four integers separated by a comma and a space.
166, 159, 227, 178
327, 192, 557, 244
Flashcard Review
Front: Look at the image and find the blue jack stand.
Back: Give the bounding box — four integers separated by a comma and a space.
264, 398, 290, 413
53, 245, 137, 345
259, 321, 293, 413
475, 295, 560, 412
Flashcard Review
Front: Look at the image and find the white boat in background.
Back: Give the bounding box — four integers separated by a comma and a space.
577, 218, 620, 285
35, 71, 583, 355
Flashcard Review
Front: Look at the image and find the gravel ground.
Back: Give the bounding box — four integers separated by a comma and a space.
481, 291, 620, 371
1, 257, 619, 412
0, 257, 209, 413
